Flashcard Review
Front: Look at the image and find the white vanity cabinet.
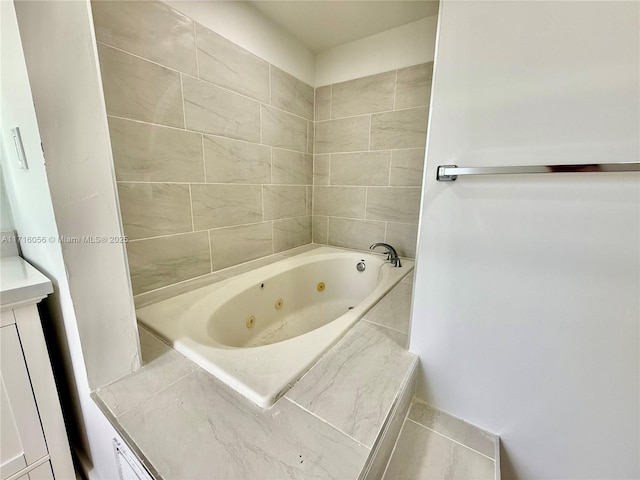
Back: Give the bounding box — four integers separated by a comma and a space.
0, 257, 74, 480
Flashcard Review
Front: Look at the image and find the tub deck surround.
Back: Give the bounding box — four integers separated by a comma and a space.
136, 246, 414, 407
384, 399, 500, 480
94, 271, 418, 480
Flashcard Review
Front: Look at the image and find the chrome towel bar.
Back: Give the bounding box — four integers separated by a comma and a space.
436, 162, 640, 181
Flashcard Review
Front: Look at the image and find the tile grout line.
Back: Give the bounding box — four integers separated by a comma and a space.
405, 418, 497, 462
201, 135, 207, 181
380, 410, 410, 479
179, 74, 187, 130
207, 230, 213, 273
362, 318, 407, 337
393, 69, 398, 111
188, 184, 195, 231
193, 22, 200, 78
283, 396, 371, 451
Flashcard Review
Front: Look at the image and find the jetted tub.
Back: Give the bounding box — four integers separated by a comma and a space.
136, 246, 413, 407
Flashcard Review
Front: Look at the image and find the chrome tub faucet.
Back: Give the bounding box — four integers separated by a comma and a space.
370, 242, 402, 267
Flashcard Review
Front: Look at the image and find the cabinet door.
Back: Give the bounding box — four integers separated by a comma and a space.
0, 325, 47, 480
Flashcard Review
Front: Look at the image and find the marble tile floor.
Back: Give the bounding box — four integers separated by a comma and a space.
383, 399, 499, 480
94, 264, 418, 479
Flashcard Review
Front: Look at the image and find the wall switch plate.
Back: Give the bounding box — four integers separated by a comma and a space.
11, 127, 28, 170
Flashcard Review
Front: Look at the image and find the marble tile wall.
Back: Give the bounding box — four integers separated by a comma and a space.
313, 63, 432, 258
92, 1, 313, 295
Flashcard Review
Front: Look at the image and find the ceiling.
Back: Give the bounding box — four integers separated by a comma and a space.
248, 1, 439, 53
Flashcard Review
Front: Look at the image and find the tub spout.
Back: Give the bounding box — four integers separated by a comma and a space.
370, 242, 402, 267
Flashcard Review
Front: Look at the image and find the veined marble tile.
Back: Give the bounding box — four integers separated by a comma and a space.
92, 0, 197, 75
363, 360, 416, 480
383, 420, 495, 480
331, 71, 395, 118
262, 105, 307, 152
313, 216, 328, 244
204, 135, 270, 184
195, 24, 269, 103
133, 272, 226, 308
273, 216, 312, 252
328, 218, 385, 252
183, 75, 260, 142
366, 187, 422, 223
395, 62, 433, 110
272, 149, 313, 185
313, 186, 366, 219
96, 328, 197, 417
263, 185, 307, 220
370, 107, 429, 150
127, 232, 211, 295
409, 400, 496, 459
191, 184, 262, 229
270, 66, 314, 120
209, 222, 273, 271
390, 149, 425, 186
330, 151, 391, 186
287, 321, 416, 448
117, 370, 369, 479
315, 85, 331, 121
98, 43, 184, 128
117, 183, 192, 240
363, 282, 413, 334
315, 116, 370, 154
108, 117, 204, 183
313, 154, 330, 186
385, 222, 419, 258
307, 121, 314, 154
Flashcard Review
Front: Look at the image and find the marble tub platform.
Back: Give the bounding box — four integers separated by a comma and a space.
94, 249, 417, 480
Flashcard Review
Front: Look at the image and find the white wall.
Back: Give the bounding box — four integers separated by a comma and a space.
14, 0, 140, 391
165, 0, 315, 86
0, 166, 14, 230
3, 1, 139, 478
410, 1, 639, 479
315, 16, 437, 86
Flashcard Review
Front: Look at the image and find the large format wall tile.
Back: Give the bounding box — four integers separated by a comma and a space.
363, 282, 413, 334
312, 216, 328, 244
385, 222, 419, 258
209, 222, 273, 271
261, 105, 307, 152
395, 62, 434, 110
315, 85, 331, 121
313, 186, 366, 218
183, 75, 260, 142
191, 184, 262, 229
272, 149, 312, 185
204, 136, 270, 184
390, 149, 425, 186
98, 44, 184, 128
330, 151, 391, 186
331, 71, 395, 118
273, 216, 312, 252
370, 107, 429, 150
366, 187, 422, 223
263, 186, 307, 220
270, 66, 314, 120
196, 24, 269, 103
92, 1, 197, 76
313, 155, 330, 186
315, 116, 370, 154
127, 232, 211, 294
328, 217, 385, 251
118, 183, 192, 240
108, 117, 204, 182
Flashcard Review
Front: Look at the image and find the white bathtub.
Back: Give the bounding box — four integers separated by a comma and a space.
136, 246, 413, 407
